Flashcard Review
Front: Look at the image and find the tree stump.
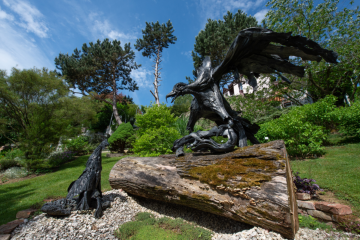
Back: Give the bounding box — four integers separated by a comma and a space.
109, 140, 299, 239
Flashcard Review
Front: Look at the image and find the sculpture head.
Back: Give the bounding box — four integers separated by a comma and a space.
166, 82, 187, 103
101, 138, 110, 149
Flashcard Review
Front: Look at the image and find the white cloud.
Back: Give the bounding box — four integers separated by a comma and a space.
88, 12, 136, 41
131, 68, 153, 89
197, 0, 266, 26
0, 18, 52, 74
2, 0, 48, 38
181, 51, 192, 59
254, 9, 268, 23
108, 30, 136, 40
0, 6, 14, 21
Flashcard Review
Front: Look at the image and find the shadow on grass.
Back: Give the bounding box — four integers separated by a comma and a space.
0, 182, 35, 225
323, 134, 360, 146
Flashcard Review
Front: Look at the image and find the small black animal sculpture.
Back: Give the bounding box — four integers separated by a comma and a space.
166, 27, 337, 156
41, 138, 110, 218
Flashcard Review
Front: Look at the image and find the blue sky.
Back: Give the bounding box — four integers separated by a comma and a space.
0, 0, 355, 107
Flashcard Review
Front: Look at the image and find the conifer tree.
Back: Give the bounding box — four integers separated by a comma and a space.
55, 39, 140, 125
190, 10, 258, 88
135, 20, 177, 106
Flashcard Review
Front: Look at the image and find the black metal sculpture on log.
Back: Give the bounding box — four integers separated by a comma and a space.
41, 139, 111, 218
166, 27, 337, 157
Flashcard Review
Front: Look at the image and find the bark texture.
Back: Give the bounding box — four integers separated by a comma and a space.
109, 140, 299, 239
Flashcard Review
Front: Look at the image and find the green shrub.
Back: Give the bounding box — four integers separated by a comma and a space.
0, 158, 18, 170
47, 151, 77, 167
299, 95, 338, 131
133, 103, 181, 157
256, 105, 327, 158
115, 212, 212, 240
108, 123, 135, 153
333, 100, 360, 138
135, 103, 178, 136
64, 136, 88, 154
173, 115, 189, 137
83, 143, 98, 154
2, 148, 24, 160
133, 127, 181, 157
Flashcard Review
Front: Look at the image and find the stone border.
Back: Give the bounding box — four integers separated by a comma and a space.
296, 193, 357, 227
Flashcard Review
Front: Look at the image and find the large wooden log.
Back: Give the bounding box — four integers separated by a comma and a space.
109, 140, 299, 239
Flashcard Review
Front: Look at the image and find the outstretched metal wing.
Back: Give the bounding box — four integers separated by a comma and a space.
211, 27, 338, 87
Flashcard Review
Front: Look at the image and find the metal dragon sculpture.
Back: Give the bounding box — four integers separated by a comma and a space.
166, 27, 337, 157
41, 139, 111, 218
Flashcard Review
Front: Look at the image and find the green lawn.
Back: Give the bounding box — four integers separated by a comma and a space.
0, 154, 127, 226
290, 143, 360, 216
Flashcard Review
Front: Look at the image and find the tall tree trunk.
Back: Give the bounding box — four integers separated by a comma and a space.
112, 76, 122, 125
151, 46, 161, 106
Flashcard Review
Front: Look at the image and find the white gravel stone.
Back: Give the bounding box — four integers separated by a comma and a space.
10, 189, 360, 240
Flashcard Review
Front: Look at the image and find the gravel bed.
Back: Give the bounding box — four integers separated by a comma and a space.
10, 189, 360, 240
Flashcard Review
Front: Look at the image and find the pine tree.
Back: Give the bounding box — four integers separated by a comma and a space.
190, 10, 258, 88
55, 39, 140, 125
135, 20, 177, 106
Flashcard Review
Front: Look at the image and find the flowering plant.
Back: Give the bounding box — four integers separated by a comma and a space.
293, 172, 323, 195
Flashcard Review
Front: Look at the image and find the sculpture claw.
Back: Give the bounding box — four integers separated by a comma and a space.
94, 197, 103, 218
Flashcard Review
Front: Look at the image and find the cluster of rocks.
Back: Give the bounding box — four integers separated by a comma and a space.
5, 189, 359, 240
296, 192, 357, 228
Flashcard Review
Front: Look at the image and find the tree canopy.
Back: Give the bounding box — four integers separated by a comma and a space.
135, 20, 177, 105
0, 68, 100, 159
189, 10, 259, 87
263, 0, 360, 105
54, 38, 140, 124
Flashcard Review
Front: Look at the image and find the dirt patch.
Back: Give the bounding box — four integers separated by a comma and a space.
0, 173, 45, 185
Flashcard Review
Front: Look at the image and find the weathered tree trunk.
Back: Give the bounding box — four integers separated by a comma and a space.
112, 77, 122, 125
109, 140, 299, 239
150, 46, 161, 106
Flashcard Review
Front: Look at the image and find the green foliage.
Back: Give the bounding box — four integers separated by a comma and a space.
115, 212, 212, 240
135, 103, 178, 136
255, 96, 346, 157
64, 136, 88, 154
298, 214, 332, 231
256, 107, 327, 158
133, 127, 181, 157
0, 68, 100, 168
263, 0, 360, 103
172, 115, 189, 137
190, 10, 258, 87
90, 102, 138, 132
133, 103, 181, 157
135, 20, 177, 58
47, 151, 77, 168
333, 100, 360, 138
55, 39, 140, 125
135, 20, 177, 105
170, 94, 193, 117
0, 158, 18, 170
108, 123, 135, 153
298, 95, 337, 131
226, 84, 286, 124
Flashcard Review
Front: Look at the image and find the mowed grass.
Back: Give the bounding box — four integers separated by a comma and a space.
290, 143, 360, 216
0, 154, 127, 226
